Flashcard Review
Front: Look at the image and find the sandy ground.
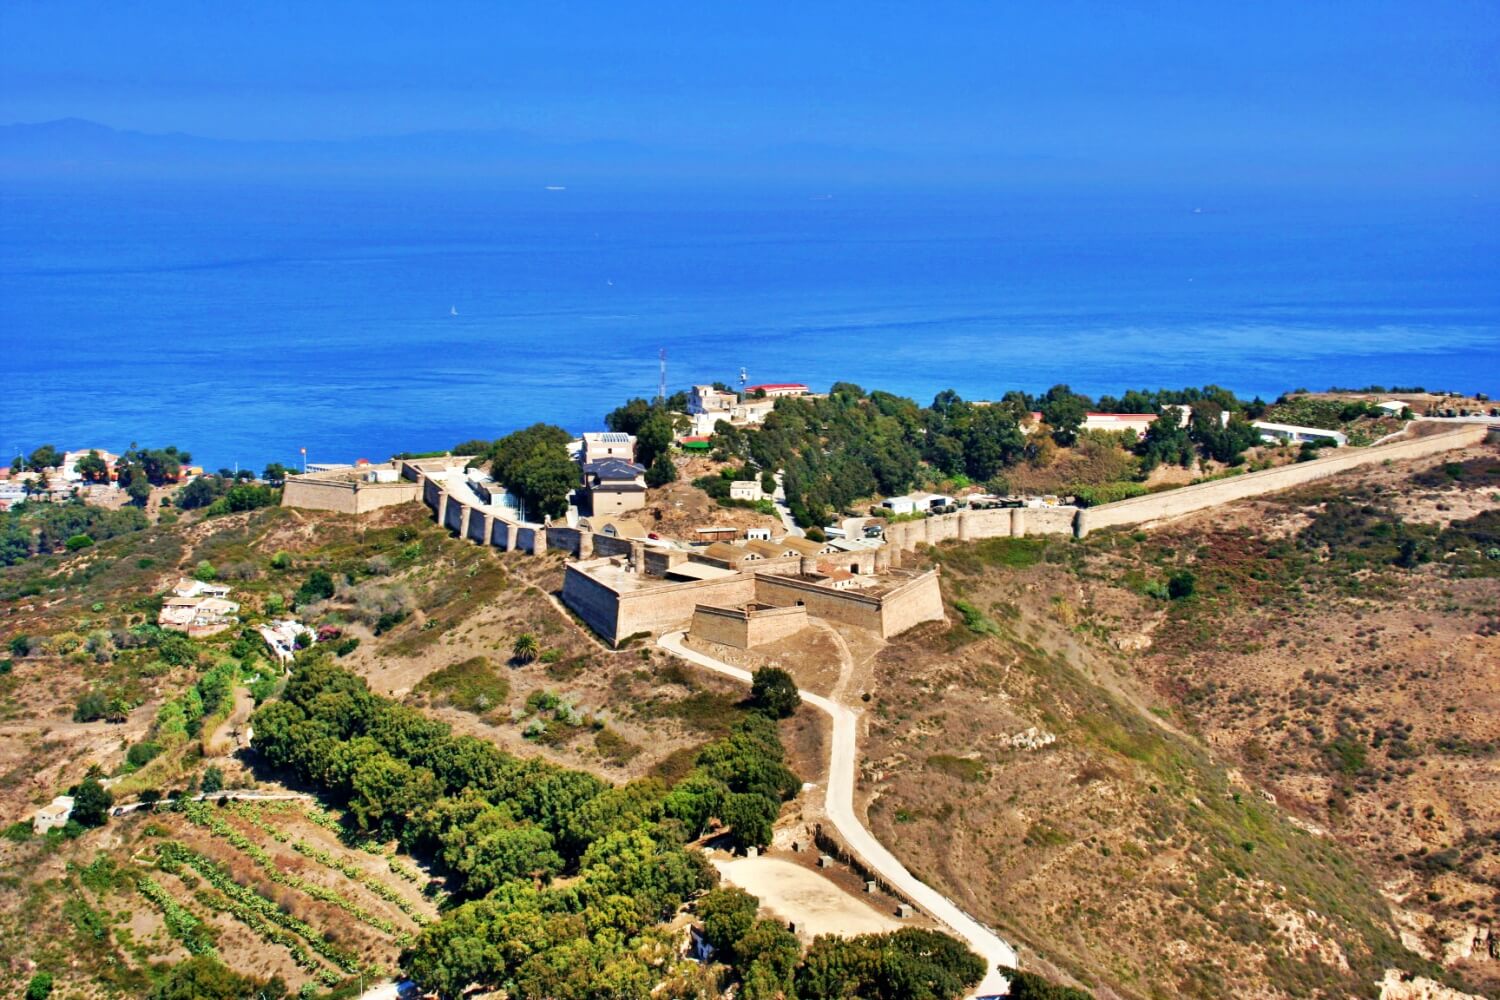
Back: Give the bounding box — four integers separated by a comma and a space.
712, 854, 901, 940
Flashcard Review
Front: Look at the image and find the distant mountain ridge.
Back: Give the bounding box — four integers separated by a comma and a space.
0, 117, 1057, 187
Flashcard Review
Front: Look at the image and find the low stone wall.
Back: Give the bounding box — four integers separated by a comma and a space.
1077, 424, 1488, 536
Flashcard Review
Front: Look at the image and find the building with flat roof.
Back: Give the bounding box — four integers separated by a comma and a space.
1081, 412, 1158, 434
1252, 421, 1348, 447
581, 432, 637, 464
743, 383, 810, 398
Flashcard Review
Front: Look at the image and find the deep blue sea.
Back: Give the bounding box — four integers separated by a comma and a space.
2, 182, 1496, 470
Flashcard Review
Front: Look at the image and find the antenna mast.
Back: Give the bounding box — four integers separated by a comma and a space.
657, 348, 667, 405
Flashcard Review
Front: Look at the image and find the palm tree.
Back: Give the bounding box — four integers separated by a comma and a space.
511, 633, 539, 665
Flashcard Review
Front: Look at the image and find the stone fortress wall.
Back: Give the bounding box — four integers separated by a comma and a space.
282, 427, 1488, 645
560, 557, 945, 646
280, 460, 440, 515
1075, 424, 1490, 535
690, 602, 811, 650
878, 424, 1489, 556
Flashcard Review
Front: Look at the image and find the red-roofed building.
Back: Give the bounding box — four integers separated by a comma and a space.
1081, 412, 1158, 434
743, 383, 810, 398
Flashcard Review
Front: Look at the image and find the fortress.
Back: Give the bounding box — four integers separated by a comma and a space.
279, 424, 1492, 647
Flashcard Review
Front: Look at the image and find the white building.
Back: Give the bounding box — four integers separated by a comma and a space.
742, 382, 810, 399
1081, 413, 1159, 434
258, 620, 312, 667
1375, 400, 1408, 416
33, 796, 74, 834
1252, 421, 1348, 447
881, 495, 918, 516
173, 578, 232, 599
580, 432, 637, 464
685, 385, 781, 435
729, 480, 764, 502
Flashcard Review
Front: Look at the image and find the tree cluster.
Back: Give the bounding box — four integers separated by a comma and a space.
250, 659, 804, 998
1, 500, 149, 566
604, 397, 680, 468
175, 474, 279, 514
470, 424, 577, 521
697, 888, 985, 1000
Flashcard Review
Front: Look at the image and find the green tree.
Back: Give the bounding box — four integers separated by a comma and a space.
605, 397, 655, 435
1167, 570, 1196, 600
512, 633, 540, 664
1137, 406, 1194, 471
201, 765, 224, 794
1040, 384, 1090, 447
294, 569, 334, 606
697, 886, 761, 962
65, 533, 95, 551
737, 919, 801, 999
73, 450, 111, 483
177, 476, 223, 509
70, 777, 114, 827
125, 470, 153, 507
26, 444, 61, 472
261, 462, 288, 484
645, 452, 678, 488
719, 792, 778, 851
25, 972, 53, 1000
1002, 967, 1095, 1000
635, 409, 676, 468
750, 667, 801, 719
487, 424, 576, 521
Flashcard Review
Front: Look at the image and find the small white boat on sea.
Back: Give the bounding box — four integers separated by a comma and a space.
450, 306, 458, 316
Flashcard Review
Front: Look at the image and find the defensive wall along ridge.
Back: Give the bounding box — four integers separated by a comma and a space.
879, 424, 1491, 558
1074, 423, 1490, 535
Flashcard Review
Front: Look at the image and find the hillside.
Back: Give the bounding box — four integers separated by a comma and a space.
856, 443, 1498, 998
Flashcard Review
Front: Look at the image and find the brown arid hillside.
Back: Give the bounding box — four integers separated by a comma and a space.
858, 441, 1498, 999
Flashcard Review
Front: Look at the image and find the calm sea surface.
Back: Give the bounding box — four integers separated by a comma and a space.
2, 183, 1496, 469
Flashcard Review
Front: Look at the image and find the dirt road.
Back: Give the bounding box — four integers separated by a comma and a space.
659, 630, 1017, 997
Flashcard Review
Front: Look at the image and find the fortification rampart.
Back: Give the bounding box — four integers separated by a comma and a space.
561, 561, 758, 645
874, 425, 1487, 556
691, 602, 810, 649
1076, 424, 1488, 535
281, 470, 421, 515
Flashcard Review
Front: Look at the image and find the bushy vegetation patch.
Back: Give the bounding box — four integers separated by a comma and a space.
412, 656, 509, 715
248, 658, 867, 997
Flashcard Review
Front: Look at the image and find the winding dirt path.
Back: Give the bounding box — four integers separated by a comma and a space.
659, 630, 1017, 997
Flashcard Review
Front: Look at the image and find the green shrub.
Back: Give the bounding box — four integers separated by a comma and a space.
1071, 481, 1148, 507
954, 599, 1001, 636
414, 656, 510, 714
25, 971, 53, 1000
1167, 570, 1196, 600
65, 533, 95, 551
126, 741, 163, 768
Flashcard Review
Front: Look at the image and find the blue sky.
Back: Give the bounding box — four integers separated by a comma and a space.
1, 1, 1496, 188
